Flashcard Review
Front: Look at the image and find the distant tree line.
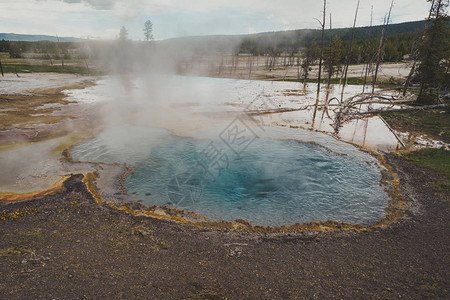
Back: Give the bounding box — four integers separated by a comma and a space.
238, 31, 422, 64
0, 39, 106, 61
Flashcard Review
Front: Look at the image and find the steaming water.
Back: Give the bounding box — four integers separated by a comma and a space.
67, 75, 395, 226
71, 125, 389, 226
64, 75, 402, 150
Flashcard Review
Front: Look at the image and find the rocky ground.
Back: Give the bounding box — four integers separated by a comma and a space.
0, 154, 448, 299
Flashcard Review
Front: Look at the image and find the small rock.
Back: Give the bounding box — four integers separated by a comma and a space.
229, 247, 242, 257
21, 259, 27, 264
140, 229, 152, 236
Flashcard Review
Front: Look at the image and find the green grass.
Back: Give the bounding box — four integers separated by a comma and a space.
381, 110, 450, 143
402, 148, 450, 195
0, 63, 103, 75
403, 148, 450, 175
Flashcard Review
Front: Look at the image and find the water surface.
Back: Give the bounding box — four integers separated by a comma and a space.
71, 125, 389, 226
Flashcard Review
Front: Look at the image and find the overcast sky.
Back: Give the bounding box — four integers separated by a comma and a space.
0, 0, 431, 40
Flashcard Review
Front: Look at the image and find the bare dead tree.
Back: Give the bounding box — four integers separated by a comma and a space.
312, 0, 327, 125
84, 58, 90, 74
0, 59, 4, 77
326, 14, 333, 87
219, 54, 224, 76
49, 50, 53, 65
56, 34, 65, 69
271, 51, 277, 70
402, 0, 436, 96
319, 14, 335, 122
371, 0, 394, 95
340, 0, 360, 104
248, 54, 253, 79
350, 103, 447, 115
362, 6, 374, 93
333, 92, 397, 132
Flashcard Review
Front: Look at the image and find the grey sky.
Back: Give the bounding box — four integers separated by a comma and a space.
0, 0, 432, 40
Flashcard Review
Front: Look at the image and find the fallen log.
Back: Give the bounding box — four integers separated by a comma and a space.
350, 104, 447, 115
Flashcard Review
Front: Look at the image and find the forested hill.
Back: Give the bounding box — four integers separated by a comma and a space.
1, 20, 427, 45
239, 20, 428, 49
0, 33, 83, 42
329, 20, 427, 41
157, 20, 428, 55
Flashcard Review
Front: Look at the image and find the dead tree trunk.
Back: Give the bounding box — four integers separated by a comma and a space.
271, 53, 277, 70
371, 0, 394, 95
340, 0, 360, 104
312, 0, 327, 125
362, 6, 374, 93
84, 58, 90, 74
0, 59, 4, 77
316, 0, 326, 97
56, 35, 64, 69
322, 13, 334, 121
248, 54, 253, 79
219, 55, 224, 76
326, 14, 333, 90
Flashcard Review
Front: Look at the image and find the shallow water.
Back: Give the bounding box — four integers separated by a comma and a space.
64, 75, 403, 150
71, 125, 389, 226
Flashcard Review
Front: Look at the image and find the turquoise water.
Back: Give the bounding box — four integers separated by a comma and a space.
71, 126, 389, 226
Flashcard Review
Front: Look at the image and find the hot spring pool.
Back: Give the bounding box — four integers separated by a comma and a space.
71, 126, 390, 226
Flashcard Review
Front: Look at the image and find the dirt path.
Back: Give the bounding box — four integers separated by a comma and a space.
0, 154, 448, 299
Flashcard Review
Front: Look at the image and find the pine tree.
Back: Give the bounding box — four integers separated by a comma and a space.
416, 0, 450, 104
143, 20, 153, 42
324, 36, 345, 78
119, 26, 129, 41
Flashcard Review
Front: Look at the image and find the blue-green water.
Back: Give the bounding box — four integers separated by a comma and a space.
71, 126, 389, 226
